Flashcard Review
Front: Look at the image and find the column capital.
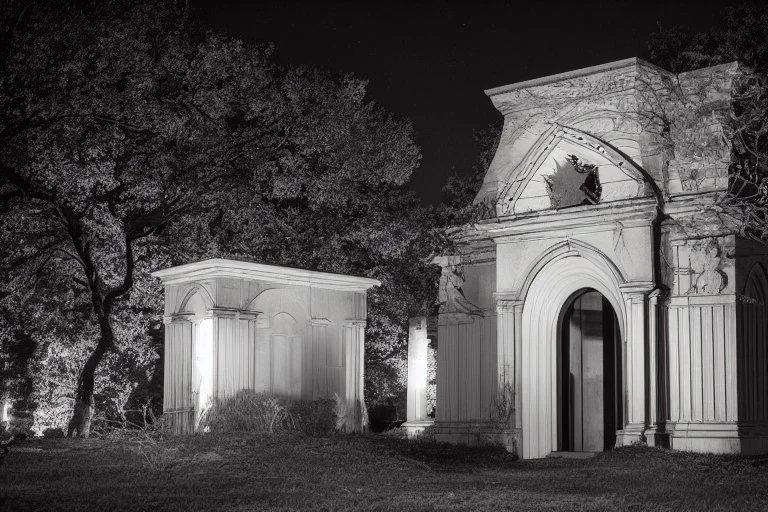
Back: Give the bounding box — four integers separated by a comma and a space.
311, 317, 332, 327
238, 310, 261, 321
494, 290, 522, 302
619, 281, 656, 299
163, 313, 194, 324
647, 287, 670, 301
344, 319, 367, 328
207, 308, 261, 320
494, 291, 524, 313
207, 307, 239, 318
408, 316, 428, 331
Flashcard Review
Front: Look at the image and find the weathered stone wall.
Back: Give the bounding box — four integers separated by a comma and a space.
436, 58, 768, 458
154, 260, 377, 434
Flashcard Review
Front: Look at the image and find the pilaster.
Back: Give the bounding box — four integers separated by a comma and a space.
616, 282, 654, 445
645, 288, 669, 447
311, 317, 332, 398
495, 292, 524, 431
343, 319, 367, 432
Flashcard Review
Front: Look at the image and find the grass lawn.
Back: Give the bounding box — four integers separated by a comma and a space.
2, 432, 768, 511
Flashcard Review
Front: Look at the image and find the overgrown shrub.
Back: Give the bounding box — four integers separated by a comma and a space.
42, 427, 64, 439
289, 397, 337, 436
91, 402, 168, 442
201, 390, 345, 436
201, 390, 295, 433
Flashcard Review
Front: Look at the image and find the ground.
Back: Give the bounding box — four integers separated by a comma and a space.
2, 433, 768, 511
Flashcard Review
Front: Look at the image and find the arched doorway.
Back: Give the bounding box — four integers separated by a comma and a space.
519, 245, 629, 459
557, 289, 622, 452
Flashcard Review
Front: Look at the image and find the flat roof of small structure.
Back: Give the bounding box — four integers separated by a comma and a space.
152, 258, 381, 292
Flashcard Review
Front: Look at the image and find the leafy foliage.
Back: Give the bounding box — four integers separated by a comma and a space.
441, 121, 502, 222
0, 0, 443, 432
648, 5, 768, 242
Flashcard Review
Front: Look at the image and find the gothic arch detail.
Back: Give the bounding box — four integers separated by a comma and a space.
498, 124, 655, 214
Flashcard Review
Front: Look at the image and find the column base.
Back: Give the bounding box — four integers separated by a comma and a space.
431, 421, 520, 456
615, 423, 647, 447
643, 424, 671, 448
163, 410, 196, 434
668, 422, 768, 455
402, 420, 434, 439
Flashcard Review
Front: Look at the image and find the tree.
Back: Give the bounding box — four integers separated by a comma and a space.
204, 66, 439, 411
648, 5, 768, 242
0, 0, 282, 435
441, 122, 502, 217
1, 0, 440, 433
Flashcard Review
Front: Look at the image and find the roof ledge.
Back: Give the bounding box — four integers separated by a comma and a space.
152, 258, 381, 292
484, 57, 670, 97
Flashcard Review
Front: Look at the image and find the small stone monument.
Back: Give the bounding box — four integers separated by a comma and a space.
403, 317, 434, 437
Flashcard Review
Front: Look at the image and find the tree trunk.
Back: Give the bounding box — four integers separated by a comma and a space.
67, 318, 113, 438
61, 211, 134, 438
67, 396, 94, 438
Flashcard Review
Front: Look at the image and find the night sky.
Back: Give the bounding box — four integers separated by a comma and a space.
190, 1, 733, 204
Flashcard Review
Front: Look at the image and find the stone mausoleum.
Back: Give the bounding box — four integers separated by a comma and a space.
152, 259, 379, 434
422, 58, 768, 459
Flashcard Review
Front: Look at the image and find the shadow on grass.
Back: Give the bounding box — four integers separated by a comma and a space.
4, 433, 768, 511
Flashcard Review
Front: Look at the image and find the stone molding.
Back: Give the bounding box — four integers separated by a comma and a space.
163, 313, 194, 324
619, 282, 656, 300
237, 310, 261, 321
152, 258, 381, 292
438, 312, 477, 326
495, 299, 523, 314
166, 309, 262, 322
208, 307, 263, 320
476, 197, 657, 240
485, 57, 662, 101
669, 294, 736, 306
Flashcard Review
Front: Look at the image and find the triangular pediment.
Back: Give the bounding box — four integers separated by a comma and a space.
502, 125, 654, 215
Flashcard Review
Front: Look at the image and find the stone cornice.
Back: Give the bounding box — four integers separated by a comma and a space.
666, 191, 725, 215
485, 58, 666, 98
485, 58, 675, 115
476, 198, 657, 241
166, 309, 262, 322
152, 258, 380, 292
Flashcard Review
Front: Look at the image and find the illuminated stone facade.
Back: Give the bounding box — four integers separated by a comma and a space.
433, 58, 768, 459
152, 259, 379, 433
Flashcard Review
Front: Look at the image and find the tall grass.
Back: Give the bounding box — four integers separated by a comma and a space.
201, 390, 340, 436
202, 391, 295, 433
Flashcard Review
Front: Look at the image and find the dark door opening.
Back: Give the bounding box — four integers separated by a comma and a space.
557, 290, 622, 452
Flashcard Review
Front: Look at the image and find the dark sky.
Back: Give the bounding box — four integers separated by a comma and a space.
190, 1, 730, 203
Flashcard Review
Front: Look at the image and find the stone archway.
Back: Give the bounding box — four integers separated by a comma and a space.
519, 248, 627, 459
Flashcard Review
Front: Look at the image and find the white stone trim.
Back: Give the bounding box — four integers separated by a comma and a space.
152, 258, 381, 291
475, 198, 657, 240
519, 253, 629, 459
